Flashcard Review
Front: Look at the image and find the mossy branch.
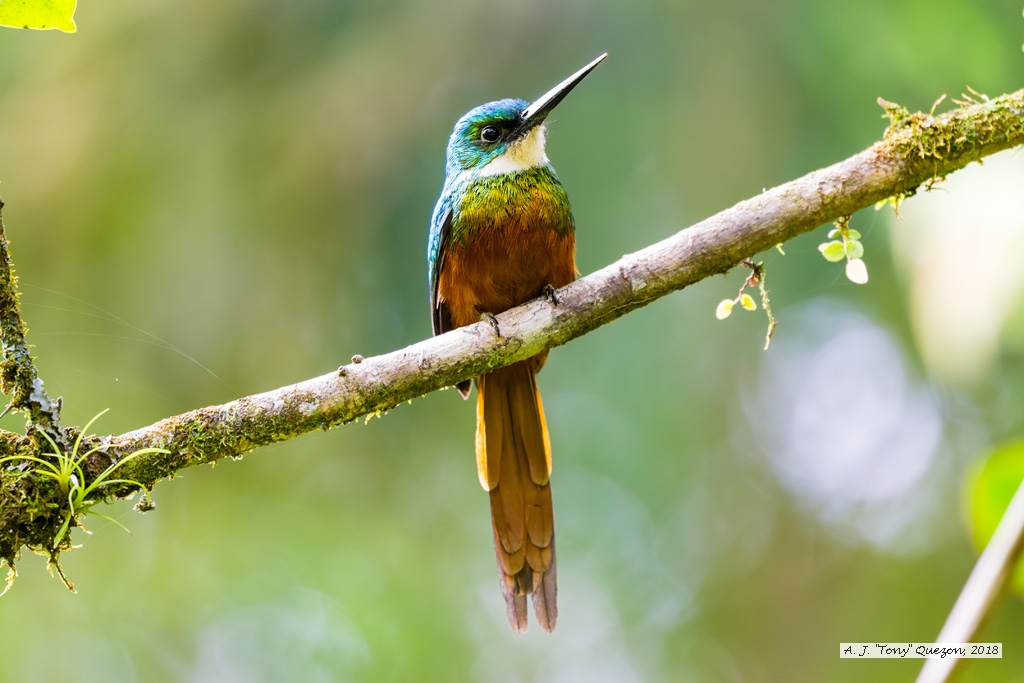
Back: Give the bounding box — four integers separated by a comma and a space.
1, 88, 1024, 572
0, 200, 67, 452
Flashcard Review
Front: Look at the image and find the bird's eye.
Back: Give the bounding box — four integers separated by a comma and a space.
480, 126, 500, 143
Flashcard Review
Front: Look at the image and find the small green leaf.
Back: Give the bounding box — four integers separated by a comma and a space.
966, 442, 1024, 595
715, 299, 734, 319
740, 294, 757, 311
845, 258, 869, 284
0, 0, 77, 32
845, 239, 864, 259
819, 240, 846, 262
827, 228, 841, 239
847, 229, 862, 240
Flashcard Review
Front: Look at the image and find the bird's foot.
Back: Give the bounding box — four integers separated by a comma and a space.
480, 312, 502, 338
542, 284, 559, 306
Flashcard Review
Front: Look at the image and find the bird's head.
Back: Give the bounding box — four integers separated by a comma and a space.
443, 53, 607, 178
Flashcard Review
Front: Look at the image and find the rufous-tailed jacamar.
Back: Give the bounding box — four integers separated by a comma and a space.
427, 53, 606, 633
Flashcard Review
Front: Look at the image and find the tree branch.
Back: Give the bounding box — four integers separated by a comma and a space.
0, 200, 67, 450
2, 88, 1024, 573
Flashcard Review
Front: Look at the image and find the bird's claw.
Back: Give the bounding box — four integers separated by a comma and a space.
480, 312, 502, 338
543, 284, 559, 306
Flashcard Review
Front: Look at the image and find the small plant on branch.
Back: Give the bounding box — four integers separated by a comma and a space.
0, 409, 167, 592
819, 215, 868, 284
715, 259, 776, 350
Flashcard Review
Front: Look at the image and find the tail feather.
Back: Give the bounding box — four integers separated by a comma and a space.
476, 360, 557, 633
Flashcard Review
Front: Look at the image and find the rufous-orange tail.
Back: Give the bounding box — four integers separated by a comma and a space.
475, 359, 556, 633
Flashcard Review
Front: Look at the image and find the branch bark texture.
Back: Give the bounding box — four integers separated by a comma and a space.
2, 89, 1024, 566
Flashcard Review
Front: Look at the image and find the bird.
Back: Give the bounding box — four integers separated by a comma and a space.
427, 53, 607, 633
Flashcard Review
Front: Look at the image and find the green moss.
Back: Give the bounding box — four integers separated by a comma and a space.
0, 201, 68, 453
0, 450, 69, 581
882, 91, 1024, 166
870, 91, 1024, 213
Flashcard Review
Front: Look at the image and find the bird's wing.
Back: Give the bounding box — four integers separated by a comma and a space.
428, 199, 472, 398
427, 202, 454, 337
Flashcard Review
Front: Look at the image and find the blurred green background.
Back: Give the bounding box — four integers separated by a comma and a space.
1, 0, 1023, 680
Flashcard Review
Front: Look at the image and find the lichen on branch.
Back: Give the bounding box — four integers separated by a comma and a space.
0, 201, 67, 450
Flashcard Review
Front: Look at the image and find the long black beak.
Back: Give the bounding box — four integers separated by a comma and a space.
515, 52, 607, 137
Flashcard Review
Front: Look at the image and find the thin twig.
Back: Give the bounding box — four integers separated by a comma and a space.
915, 477, 1024, 683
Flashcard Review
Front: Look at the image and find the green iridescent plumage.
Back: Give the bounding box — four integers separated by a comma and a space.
448, 167, 573, 248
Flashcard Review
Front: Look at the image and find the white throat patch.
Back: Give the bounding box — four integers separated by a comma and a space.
477, 125, 549, 177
